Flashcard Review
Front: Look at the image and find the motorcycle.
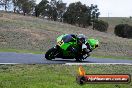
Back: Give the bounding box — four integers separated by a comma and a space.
45, 34, 95, 62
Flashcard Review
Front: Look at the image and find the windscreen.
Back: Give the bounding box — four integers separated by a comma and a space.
62, 34, 76, 43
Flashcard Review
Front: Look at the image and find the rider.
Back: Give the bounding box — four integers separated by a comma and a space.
77, 34, 88, 52
76, 34, 94, 55
66, 34, 87, 54
68, 34, 99, 56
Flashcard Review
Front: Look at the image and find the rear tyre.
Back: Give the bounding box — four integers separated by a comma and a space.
45, 47, 57, 60
75, 57, 83, 62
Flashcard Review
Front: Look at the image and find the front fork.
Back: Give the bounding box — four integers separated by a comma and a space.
82, 48, 91, 60
53, 45, 61, 57
82, 53, 89, 60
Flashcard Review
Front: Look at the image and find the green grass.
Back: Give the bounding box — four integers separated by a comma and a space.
0, 64, 131, 88
92, 54, 132, 60
100, 17, 132, 26
0, 48, 44, 54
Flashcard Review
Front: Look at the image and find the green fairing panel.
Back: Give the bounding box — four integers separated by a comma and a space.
63, 42, 77, 50
61, 42, 71, 50
56, 34, 71, 50
57, 34, 77, 50
57, 34, 68, 43
87, 39, 99, 49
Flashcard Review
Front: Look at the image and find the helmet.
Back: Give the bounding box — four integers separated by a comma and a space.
87, 39, 99, 49
77, 34, 86, 44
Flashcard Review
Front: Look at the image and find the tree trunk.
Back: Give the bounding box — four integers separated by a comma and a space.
14, 7, 16, 13
5, 5, 7, 11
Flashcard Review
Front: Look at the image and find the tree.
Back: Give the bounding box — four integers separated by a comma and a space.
90, 4, 100, 29
0, 0, 5, 10
35, 0, 49, 17
48, 0, 58, 21
0, 0, 12, 11
63, 2, 100, 27
63, 2, 81, 24
77, 4, 91, 27
45, 0, 66, 21
114, 24, 132, 38
35, 0, 66, 21
21, 0, 36, 15
12, 0, 19, 12
12, 0, 36, 15
94, 20, 108, 32
56, 0, 66, 22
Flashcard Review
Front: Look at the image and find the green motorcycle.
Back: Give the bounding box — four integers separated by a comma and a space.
45, 34, 99, 62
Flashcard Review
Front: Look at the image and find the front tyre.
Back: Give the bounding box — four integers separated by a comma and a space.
45, 47, 57, 60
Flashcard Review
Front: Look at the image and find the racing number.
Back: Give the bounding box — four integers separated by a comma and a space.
57, 40, 64, 46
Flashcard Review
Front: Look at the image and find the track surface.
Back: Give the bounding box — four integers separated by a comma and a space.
0, 52, 132, 64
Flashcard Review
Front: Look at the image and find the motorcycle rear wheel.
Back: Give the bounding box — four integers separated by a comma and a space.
75, 56, 83, 62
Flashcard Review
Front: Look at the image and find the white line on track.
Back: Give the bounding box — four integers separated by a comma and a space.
65, 63, 132, 65
0, 63, 19, 64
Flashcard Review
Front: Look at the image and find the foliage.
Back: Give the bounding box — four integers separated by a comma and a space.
47, 0, 66, 21
35, 0, 66, 21
94, 20, 109, 32
35, 0, 49, 17
63, 2, 100, 28
0, 0, 12, 11
56, 0, 66, 22
12, 0, 36, 15
63, 2, 89, 26
114, 24, 132, 38
1, 0, 101, 29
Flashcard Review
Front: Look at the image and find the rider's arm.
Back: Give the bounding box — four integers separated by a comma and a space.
82, 44, 87, 49
84, 43, 92, 52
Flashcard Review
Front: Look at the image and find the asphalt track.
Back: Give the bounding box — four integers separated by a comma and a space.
0, 52, 132, 64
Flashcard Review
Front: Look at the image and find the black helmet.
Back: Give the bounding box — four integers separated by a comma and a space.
77, 34, 86, 44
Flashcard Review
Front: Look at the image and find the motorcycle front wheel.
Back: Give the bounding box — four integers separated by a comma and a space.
45, 47, 57, 60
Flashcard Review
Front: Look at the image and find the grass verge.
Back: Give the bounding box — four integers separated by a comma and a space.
0, 48, 44, 54
92, 54, 132, 60
0, 64, 132, 88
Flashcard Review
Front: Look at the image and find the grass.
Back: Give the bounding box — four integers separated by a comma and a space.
0, 64, 132, 88
92, 54, 132, 60
0, 12, 132, 59
100, 17, 132, 33
100, 17, 132, 26
0, 48, 44, 54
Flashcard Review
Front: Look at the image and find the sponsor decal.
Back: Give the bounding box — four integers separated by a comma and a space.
76, 66, 131, 84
